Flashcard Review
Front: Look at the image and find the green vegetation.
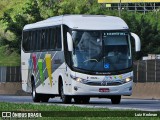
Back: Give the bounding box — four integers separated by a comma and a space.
0, 102, 159, 120
0, 0, 160, 66
0, 46, 20, 66
0, 102, 108, 111
0, 0, 27, 17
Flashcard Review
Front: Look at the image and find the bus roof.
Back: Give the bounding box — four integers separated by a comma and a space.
23, 15, 129, 30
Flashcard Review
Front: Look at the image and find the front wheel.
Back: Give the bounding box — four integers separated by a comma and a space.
74, 97, 90, 104
32, 82, 40, 102
60, 83, 71, 104
111, 95, 121, 104
41, 96, 49, 102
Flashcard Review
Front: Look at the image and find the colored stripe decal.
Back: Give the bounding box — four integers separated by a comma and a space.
32, 54, 37, 72
28, 59, 32, 69
38, 59, 44, 86
45, 54, 52, 87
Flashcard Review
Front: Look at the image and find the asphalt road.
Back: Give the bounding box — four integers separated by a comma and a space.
0, 95, 160, 111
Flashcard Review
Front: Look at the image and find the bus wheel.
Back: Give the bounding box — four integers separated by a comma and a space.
41, 96, 49, 102
74, 97, 90, 104
60, 83, 71, 104
74, 97, 81, 104
111, 95, 121, 104
32, 82, 40, 102
83, 97, 90, 104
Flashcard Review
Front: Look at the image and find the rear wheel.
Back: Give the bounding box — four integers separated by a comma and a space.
32, 82, 40, 102
60, 83, 71, 104
111, 95, 121, 104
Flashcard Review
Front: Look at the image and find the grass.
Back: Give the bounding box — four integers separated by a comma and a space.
0, 46, 20, 66
0, 102, 159, 120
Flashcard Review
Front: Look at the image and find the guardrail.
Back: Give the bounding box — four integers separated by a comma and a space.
0, 66, 21, 82
134, 60, 160, 82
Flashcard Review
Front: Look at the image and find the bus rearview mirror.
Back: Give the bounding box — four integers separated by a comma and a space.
67, 32, 73, 52
131, 33, 141, 52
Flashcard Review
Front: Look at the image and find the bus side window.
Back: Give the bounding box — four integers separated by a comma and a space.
50, 28, 56, 50
22, 31, 29, 51
44, 29, 48, 50
56, 26, 62, 50
46, 29, 49, 49
31, 31, 35, 51
49, 26, 62, 51
48, 28, 51, 50
38, 30, 41, 51
35, 31, 38, 51
49, 29, 52, 50
53, 28, 57, 50
28, 31, 32, 51
41, 29, 45, 50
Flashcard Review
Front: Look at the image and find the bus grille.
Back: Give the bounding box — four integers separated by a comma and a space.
85, 81, 124, 86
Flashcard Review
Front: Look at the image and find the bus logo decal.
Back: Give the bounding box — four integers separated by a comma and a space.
101, 81, 107, 86
104, 63, 110, 69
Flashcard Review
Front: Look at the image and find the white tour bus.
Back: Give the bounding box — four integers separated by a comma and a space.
21, 15, 141, 104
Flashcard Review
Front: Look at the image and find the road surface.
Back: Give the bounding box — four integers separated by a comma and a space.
0, 95, 159, 111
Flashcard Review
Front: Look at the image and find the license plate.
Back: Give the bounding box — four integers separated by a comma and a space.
99, 88, 109, 92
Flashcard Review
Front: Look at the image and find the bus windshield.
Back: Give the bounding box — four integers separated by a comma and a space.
72, 30, 132, 72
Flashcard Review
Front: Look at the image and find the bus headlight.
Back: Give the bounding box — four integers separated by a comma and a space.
70, 75, 88, 84
125, 77, 132, 83
76, 77, 82, 82
75, 77, 88, 84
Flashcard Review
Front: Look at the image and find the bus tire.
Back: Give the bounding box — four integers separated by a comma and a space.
74, 97, 90, 104
32, 82, 40, 102
60, 83, 71, 104
74, 97, 81, 104
83, 97, 90, 104
111, 95, 121, 104
41, 96, 49, 102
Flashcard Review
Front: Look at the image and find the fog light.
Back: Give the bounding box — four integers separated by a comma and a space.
74, 86, 78, 91
129, 87, 132, 91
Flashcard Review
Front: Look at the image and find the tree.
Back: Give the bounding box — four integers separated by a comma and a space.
23, 0, 43, 23
0, 0, 160, 58
0, 0, 42, 53
38, 0, 61, 18
1, 9, 28, 52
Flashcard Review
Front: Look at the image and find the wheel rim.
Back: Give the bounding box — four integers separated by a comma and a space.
32, 84, 36, 99
33, 89, 35, 98
61, 85, 65, 101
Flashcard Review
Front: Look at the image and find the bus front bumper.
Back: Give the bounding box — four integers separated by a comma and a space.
69, 81, 133, 96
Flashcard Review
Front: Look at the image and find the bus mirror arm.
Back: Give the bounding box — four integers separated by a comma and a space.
67, 32, 73, 52
131, 33, 141, 52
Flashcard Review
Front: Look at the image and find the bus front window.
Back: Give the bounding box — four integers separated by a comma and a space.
71, 31, 132, 72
